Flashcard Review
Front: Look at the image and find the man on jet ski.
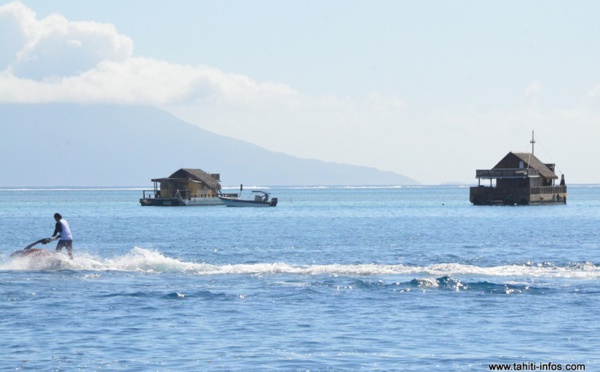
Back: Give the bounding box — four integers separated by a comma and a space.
52, 213, 73, 259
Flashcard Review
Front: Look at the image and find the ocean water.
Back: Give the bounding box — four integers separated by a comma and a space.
1, 185, 599, 371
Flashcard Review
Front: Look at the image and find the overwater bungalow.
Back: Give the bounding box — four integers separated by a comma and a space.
469, 135, 567, 206
140, 168, 233, 206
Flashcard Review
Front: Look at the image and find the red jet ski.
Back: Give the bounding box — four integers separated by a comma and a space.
11, 237, 58, 258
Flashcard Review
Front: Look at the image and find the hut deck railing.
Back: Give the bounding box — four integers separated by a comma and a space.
476, 168, 540, 179
470, 185, 567, 197
174, 189, 219, 199
142, 190, 159, 199
142, 189, 222, 199
530, 185, 567, 195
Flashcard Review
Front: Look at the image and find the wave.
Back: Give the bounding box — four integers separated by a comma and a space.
283, 185, 420, 190
220, 185, 271, 190
0, 187, 146, 191
342, 277, 544, 295
2, 248, 600, 281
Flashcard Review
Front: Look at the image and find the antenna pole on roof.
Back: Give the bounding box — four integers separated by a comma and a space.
530, 130, 536, 155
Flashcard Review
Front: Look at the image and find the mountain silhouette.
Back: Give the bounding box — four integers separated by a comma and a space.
0, 104, 418, 187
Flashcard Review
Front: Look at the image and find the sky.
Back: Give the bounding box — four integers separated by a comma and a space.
1, 1, 600, 184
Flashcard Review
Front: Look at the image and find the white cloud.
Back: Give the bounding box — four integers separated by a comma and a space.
521, 80, 543, 112
2, 2, 132, 79
0, 1, 294, 105
0, 56, 298, 105
525, 81, 541, 97
0, 1, 34, 68
589, 84, 600, 99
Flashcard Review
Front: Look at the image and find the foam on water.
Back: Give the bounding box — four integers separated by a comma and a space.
2, 247, 600, 281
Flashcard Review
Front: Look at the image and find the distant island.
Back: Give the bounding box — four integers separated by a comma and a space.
0, 104, 419, 187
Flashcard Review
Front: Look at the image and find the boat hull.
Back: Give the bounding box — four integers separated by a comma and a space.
140, 197, 223, 206
469, 186, 567, 206
218, 197, 278, 207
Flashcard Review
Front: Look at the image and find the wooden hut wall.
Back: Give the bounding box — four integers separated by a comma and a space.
529, 177, 544, 187
205, 185, 217, 197
201, 184, 217, 197
517, 178, 529, 188
159, 182, 173, 198
188, 182, 199, 197
188, 181, 217, 198
157, 180, 219, 198
496, 179, 518, 194
159, 181, 187, 198
189, 182, 209, 197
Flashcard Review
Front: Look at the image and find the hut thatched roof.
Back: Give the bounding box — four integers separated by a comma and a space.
152, 168, 222, 190
494, 152, 557, 180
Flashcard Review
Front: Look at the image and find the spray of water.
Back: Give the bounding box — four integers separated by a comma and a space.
2, 247, 599, 281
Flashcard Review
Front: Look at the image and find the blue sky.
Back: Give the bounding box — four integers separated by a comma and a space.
2, 1, 600, 184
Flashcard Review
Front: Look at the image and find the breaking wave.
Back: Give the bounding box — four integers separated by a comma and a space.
2, 248, 600, 281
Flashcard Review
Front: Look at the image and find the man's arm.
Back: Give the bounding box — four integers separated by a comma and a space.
53, 221, 62, 237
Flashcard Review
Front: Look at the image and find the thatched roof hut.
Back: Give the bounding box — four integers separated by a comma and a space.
470, 151, 566, 205
151, 168, 221, 192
